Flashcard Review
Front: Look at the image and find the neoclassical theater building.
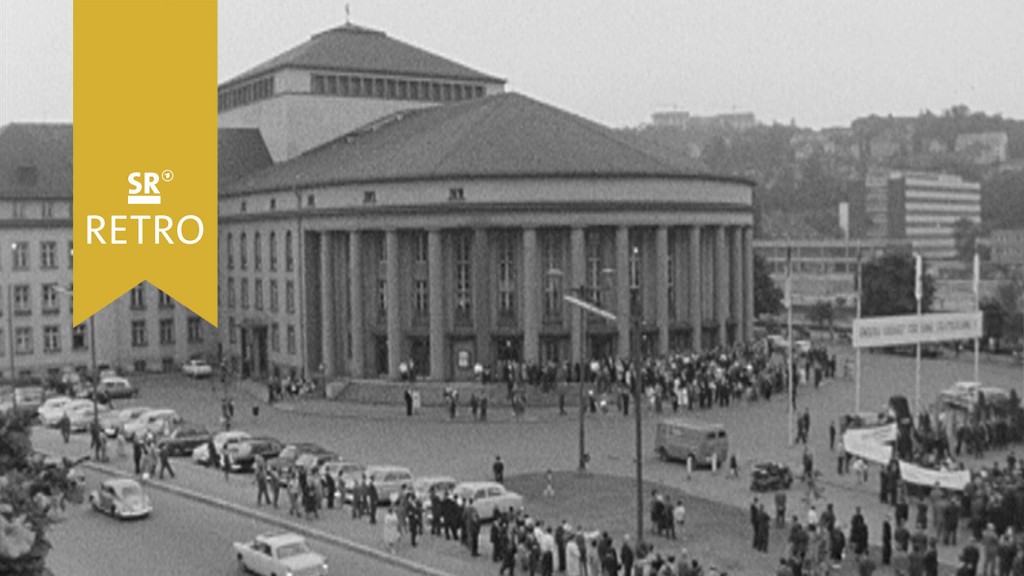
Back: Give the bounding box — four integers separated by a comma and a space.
217, 24, 755, 382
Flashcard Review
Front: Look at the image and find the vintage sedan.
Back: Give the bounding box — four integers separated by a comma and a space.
157, 422, 212, 457
89, 478, 152, 519
100, 406, 153, 437
267, 443, 337, 476
182, 359, 214, 378
123, 408, 181, 439
191, 430, 251, 466
37, 396, 76, 426
67, 402, 112, 432
85, 377, 138, 400
453, 481, 524, 521
234, 532, 328, 576
363, 465, 414, 505
223, 436, 284, 472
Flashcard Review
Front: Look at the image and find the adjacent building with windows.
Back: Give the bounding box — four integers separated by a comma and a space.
217, 24, 756, 382
0, 124, 215, 379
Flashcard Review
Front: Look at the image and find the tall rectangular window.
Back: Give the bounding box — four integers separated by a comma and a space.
158, 290, 174, 309
253, 232, 262, 271
15, 327, 33, 354
287, 325, 296, 354
269, 280, 279, 312
413, 232, 428, 265
285, 231, 294, 272
497, 235, 515, 318
131, 320, 147, 347
12, 242, 28, 270
543, 236, 562, 319
239, 232, 248, 270
454, 235, 472, 320
43, 326, 60, 353
41, 284, 59, 314
187, 317, 203, 343
227, 233, 234, 269
227, 278, 236, 308
629, 243, 642, 316
414, 280, 428, 317
270, 323, 280, 352
269, 232, 277, 271
667, 243, 677, 320
285, 280, 295, 313
130, 284, 146, 309
13, 285, 31, 315
229, 317, 237, 344
254, 279, 264, 310
377, 279, 387, 323
40, 241, 57, 269
586, 235, 603, 306
72, 325, 87, 350
159, 319, 175, 344
241, 278, 249, 309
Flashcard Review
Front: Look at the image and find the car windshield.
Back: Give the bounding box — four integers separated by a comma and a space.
276, 542, 311, 558
118, 485, 142, 497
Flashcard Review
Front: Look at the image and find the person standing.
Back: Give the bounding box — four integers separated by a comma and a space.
383, 507, 400, 554
882, 516, 893, 566
323, 469, 336, 509
255, 456, 269, 506
157, 441, 175, 479
366, 478, 379, 524
59, 413, 71, 444
268, 466, 280, 508
132, 435, 144, 475
850, 507, 869, 559
404, 387, 413, 417
408, 497, 422, 547
620, 534, 634, 576
493, 455, 505, 484
829, 421, 836, 451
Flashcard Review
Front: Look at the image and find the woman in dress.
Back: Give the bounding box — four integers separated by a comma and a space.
383, 506, 400, 554
565, 533, 580, 576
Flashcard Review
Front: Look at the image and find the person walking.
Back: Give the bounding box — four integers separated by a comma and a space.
268, 466, 280, 508
255, 456, 270, 506
59, 412, 71, 444
157, 441, 175, 479
383, 507, 400, 554
132, 435, 144, 475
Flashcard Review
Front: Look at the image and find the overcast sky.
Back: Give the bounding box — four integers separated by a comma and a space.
2, 0, 1022, 129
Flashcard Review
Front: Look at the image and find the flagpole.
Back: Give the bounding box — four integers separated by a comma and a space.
973, 251, 980, 383
855, 242, 863, 413
786, 244, 794, 446
914, 252, 922, 416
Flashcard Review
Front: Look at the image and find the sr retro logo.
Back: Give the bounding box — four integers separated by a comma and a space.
86, 170, 205, 245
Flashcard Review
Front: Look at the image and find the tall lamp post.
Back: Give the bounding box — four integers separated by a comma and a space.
632, 314, 644, 549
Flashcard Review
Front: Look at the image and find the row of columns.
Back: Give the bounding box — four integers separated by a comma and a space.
319, 224, 754, 381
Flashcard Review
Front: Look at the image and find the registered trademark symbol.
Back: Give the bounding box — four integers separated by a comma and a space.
161, 170, 174, 182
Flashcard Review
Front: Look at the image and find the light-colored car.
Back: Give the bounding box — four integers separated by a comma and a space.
123, 408, 181, 438
182, 359, 214, 378
67, 402, 112, 432
322, 459, 365, 501
89, 478, 152, 519
364, 465, 414, 505
88, 376, 138, 400
453, 481, 524, 521
100, 406, 153, 437
191, 430, 251, 466
412, 475, 458, 502
41, 399, 99, 428
233, 533, 328, 576
37, 396, 75, 426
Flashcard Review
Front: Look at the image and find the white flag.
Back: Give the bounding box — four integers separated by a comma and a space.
972, 252, 980, 298
914, 253, 922, 302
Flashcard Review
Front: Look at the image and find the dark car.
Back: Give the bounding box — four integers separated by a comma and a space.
267, 442, 337, 476
223, 436, 285, 472
750, 462, 793, 492
157, 423, 212, 457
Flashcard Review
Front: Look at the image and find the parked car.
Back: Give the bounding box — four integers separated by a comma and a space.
36, 396, 76, 426
157, 422, 212, 457
363, 465, 415, 505
85, 377, 138, 400
412, 475, 458, 502
223, 436, 284, 472
267, 443, 337, 476
122, 408, 181, 438
654, 418, 729, 467
89, 478, 152, 519
41, 399, 100, 428
67, 402, 112, 432
453, 481, 524, 521
100, 406, 154, 437
233, 533, 328, 576
191, 430, 251, 466
322, 459, 365, 501
750, 462, 794, 492
0, 384, 47, 419
182, 359, 214, 378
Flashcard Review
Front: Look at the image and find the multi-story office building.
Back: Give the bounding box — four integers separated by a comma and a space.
217, 24, 756, 382
0, 124, 215, 380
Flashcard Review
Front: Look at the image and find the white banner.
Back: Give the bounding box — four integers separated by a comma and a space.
843, 424, 896, 464
898, 461, 971, 491
852, 312, 982, 348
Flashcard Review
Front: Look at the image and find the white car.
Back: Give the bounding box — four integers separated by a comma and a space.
123, 409, 181, 438
37, 396, 75, 426
182, 359, 214, 378
191, 430, 251, 466
67, 402, 112, 432
89, 478, 152, 519
363, 465, 414, 505
100, 406, 153, 437
233, 533, 328, 576
453, 481, 524, 521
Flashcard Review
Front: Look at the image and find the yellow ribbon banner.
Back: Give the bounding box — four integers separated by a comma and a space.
73, 0, 217, 326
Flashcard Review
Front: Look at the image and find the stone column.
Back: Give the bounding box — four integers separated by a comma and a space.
689, 226, 702, 353
472, 229, 490, 368
616, 226, 631, 359
428, 229, 446, 381
569, 227, 585, 365
348, 230, 365, 377
320, 232, 336, 378
716, 226, 729, 347
731, 227, 744, 344
385, 229, 401, 380
522, 228, 540, 365
655, 226, 670, 355
744, 226, 755, 343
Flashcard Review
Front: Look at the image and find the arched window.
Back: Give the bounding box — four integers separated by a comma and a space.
226, 233, 234, 269
285, 231, 294, 272
254, 232, 262, 271
240, 232, 248, 270
269, 231, 277, 271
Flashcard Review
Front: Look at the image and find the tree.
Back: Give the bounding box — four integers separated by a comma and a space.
861, 253, 935, 317
952, 217, 987, 266
0, 411, 82, 575
753, 254, 783, 317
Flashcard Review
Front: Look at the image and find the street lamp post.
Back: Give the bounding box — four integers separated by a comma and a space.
632, 315, 644, 549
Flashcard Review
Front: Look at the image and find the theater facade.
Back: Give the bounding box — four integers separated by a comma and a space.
217, 24, 755, 382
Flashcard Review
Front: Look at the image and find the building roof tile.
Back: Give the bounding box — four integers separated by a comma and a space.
221, 24, 503, 89
226, 92, 742, 195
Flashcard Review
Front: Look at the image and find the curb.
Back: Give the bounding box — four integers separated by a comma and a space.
72, 457, 455, 576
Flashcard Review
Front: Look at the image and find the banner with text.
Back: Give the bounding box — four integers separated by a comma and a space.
73, 0, 218, 326
851, 312, 982, 349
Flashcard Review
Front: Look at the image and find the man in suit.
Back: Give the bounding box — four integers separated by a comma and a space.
366, 478, 379, 524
